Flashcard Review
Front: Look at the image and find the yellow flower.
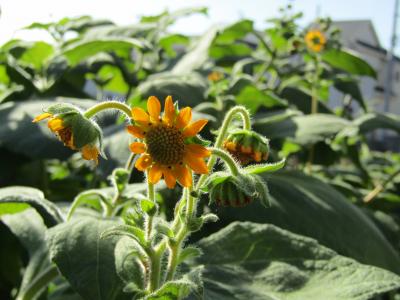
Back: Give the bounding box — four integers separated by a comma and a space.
305, 29, 326, 52
207, 71, 223, 82
33, 112, 100, 163
127, 96, 210, 189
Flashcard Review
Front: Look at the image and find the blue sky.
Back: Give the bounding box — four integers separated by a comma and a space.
0, 0, 398, 54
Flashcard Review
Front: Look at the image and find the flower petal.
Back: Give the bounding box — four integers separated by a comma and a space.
174, 164, 192, 187
147, 96, 161, 123
47, 118, 64, 132
129, 142, 146, 154
183, 119, 208, 137
163, 167, 177, 189
163, 95, 175, 125
81, 145, 99, 163
148, 164, 163, 184
126, 125, 146, 139
131, 107, 150, 124
184, 152, 209, 174
185, 144, 211, 158
33, 112, 52, 123
135, 154, 152, 171
176, 107, 192, 129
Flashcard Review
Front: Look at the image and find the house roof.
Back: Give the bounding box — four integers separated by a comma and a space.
333, 19, 381, 47
357, 40, 400, 62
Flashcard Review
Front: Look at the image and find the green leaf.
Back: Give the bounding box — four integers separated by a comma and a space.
144, 280, 195, 300
47, 217, 131, 300
62, 38, 148, 66
336, 113, 400, 142
178, 247, 202, 265
140, 199, 157, 216
114, 237, 145, 295
159, 34, 190, 58
195, 222, 400, 299
254, 113, 349, 145
216, 171, 400, 274
172, 27, 219, 74
136, 72, 208, 107
334, 75, 367, 111
213, 20, 253, 45
66, 190, 110, 220
110, 168, 130, 194
244, 159, 286, 175
2, 209, 53, 298
154, 222, 174, 239
322, 48, 377, 78
0, 186, 63, 227
280, 87, 333, 114
101, 224, 147, 247
234, 84, 287, 112
18, 41, 54, 70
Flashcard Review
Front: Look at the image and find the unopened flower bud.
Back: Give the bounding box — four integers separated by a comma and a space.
223, 129, 269, 165
207, 172, 270, 208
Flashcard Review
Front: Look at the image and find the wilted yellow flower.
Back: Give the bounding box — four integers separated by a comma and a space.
33, 110, 101, 163
127, 96, 210, 189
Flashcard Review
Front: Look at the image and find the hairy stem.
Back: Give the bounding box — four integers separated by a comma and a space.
16, 266, 59, 300
148, 250, 162, 292
196, 106, 250, 189
307, 56, 320, 172
208, 148, 240, 176
83, 101, 132, 119
165, 187, 192, 281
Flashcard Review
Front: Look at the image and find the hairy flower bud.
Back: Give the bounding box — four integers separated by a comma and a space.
33, 103, 104, 163
206, 172, 270, 208
223, 129, 269, 165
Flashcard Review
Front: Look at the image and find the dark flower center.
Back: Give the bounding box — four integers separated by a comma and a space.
146, 124, 185, 165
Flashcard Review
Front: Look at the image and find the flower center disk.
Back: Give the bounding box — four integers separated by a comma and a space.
145, 124, 185, 165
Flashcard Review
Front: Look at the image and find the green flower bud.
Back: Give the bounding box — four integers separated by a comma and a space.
206, 172, 270, 207
223, 129, 269, 165
33, 103, 104, 163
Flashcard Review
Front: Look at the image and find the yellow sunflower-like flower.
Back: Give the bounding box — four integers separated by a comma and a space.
33, 112, 100, 163
305, 29, 326, 52
127, 96, 210, 189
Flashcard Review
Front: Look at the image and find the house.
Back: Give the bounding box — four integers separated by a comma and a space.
332, 20, 400, 150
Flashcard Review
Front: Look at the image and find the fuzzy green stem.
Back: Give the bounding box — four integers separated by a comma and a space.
125, 153, 136, 170
196, 106, 250, 190
208, 148, 240, 176
148, 250, 162, 292
16, 266, 59, 300
146, 181, 155, 240
83, 101, 132, 119
307, 56, 320, 172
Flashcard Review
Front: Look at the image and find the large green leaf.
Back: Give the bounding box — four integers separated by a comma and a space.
336, 113, 400, 142
194, 222, 400, 300
172, 27, 219, 74
136, 72, 208, 107
47, 217, 131, 300
280, 87, 333, 114
2, 209, 53, 298
333, 75, 367, 111
254, 113, 349, 145
322, 48, 376, 78
0, 186, 63, 227
62, 38, 148, 66
214, 171, 400, 274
